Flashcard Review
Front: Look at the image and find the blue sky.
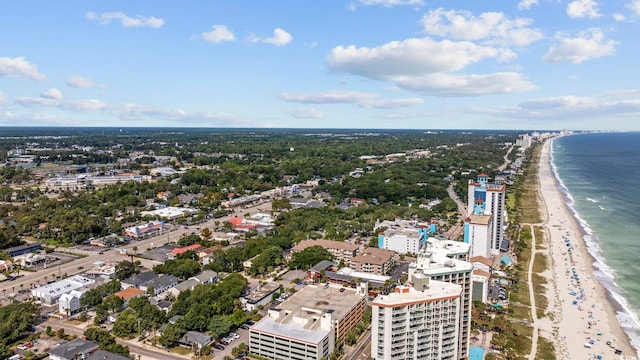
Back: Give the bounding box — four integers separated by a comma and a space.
1, 0, 639, 130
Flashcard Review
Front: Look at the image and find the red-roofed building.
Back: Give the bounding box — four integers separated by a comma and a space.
113, 287, 145, 306
168, 244, 202, 259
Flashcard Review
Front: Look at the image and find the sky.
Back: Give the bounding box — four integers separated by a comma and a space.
1, 0, 640, 130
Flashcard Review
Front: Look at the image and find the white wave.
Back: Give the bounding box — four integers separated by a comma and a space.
586, 197, 599, 203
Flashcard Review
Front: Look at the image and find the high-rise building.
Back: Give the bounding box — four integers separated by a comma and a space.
408, 249, 473, 359
371, 276, 462, 360
467, 174, 506, 253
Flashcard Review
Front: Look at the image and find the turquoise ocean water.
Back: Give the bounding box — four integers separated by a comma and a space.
551, 132, 640, 352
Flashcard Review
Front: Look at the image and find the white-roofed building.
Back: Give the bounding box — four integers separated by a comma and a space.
32, 275, 95, 305
59, 289, 86, 315
371, 279, 461, 360
249, 284, 367, 360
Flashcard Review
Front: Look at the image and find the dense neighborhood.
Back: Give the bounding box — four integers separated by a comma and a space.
0, 128, 555, 360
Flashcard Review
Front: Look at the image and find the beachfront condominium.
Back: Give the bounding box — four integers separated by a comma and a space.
407, 250, 473, 359
371, 276, 462, 360
249, 284, 367, 360
467, 173, 506, 254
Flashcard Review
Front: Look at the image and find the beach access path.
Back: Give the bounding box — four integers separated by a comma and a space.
525, 223, 540, 360
537, 139, 636, 359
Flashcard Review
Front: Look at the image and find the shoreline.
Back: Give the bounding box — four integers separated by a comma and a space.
538, 137, 637, 359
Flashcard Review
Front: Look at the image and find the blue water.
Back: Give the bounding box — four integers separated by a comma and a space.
551, 132, 640, 352
469, 345, 486, 360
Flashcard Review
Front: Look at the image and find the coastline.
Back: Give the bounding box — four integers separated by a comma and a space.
538, 137, 637, 358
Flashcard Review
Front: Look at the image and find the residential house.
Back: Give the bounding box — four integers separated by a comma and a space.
121, 271, 158, 290
178, 331, 211, 349
139, 275, 179, 296
167, 244, 202, 260
113, 287, 146, 306
87, 350, 130, 360
49, 339, 99, 360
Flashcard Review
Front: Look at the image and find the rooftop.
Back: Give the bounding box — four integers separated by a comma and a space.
352, 247, 394, 265
275, 284, 365, 322
87, 350, 131, 360
372, 280, 461, 308
291, 239, 358, 252
468, 214, 492, 225
114, 287, 145, 301
49, 338, 99, 359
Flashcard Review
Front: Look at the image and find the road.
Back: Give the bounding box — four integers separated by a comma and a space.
46, 318, 189, 360
1, 200, 273, 295
346, 330, 372, 360
444, 183, 467, 240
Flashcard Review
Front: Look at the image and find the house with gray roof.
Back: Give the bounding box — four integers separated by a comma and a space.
178, 331, 211, 349
121, 271, 157, 289
87, 350, 130, 360
49, 338, 99, 360
139, 274, 178, 295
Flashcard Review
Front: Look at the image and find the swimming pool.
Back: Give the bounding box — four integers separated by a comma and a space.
469, 346, 486, 360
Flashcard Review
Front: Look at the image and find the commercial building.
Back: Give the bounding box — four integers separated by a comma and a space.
140, 206, 197, 220
408, 250, 473, 359
249, 284, 367, 360
124, 221, 164, 239
240, 283, 281, 311
371, 278, 462, 360
4, 242, 42, 257
467, 174, 506, 254
291, 239, 359, 265
31, 275, 96, 305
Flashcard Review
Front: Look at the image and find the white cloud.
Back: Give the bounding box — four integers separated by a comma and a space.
41, 88, 63, 100
326, 37, 534, 96
420, 8, 544, 47
567, 0, 602, 19
543, 28, 616, 64
472, 94, 640, 122
391, 72, 536, 96
614, 13, 627, 21
0, 91, 7, 105
278, 90, 424, 108
85, 11, 165, 28
263, 28, 292, 46
284, 108, 323, 119
201, 25, 236, 43
66, 75, 102, 89
0, 57, 46, 81
279, 90, 378, 104
518, 0, 538, 10
357, 0, 424, 6
628, 0, 640, 15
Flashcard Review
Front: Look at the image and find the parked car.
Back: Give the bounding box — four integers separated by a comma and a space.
240, 324, 250, 330
219, 340, 229, 346
213, 344, 225, 350
229, 332, 239, 339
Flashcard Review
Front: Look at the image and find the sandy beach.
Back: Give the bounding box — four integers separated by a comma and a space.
538, 138, 637, 359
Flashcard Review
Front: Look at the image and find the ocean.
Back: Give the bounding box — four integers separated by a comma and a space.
551, 132, 640, 353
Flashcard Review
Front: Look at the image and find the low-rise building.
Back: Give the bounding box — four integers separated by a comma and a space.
58, 289, 87, 315
178, 331, 211, 349
49, 338, 99, 360
291, 239, 359, 265
139, 275, 179, 295
140, 206, 197, 221
124, 221, 165, 239
87, 350, 131, 360
240, 283, 281, 311
350, 247, 395, 275
121, 271, 158, 289
32, 275, 95, 305
113, 287, 146, 306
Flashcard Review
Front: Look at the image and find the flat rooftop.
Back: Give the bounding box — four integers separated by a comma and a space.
278, 285, 364, 319
372, 280, 461, 307
251, 284, 365, 344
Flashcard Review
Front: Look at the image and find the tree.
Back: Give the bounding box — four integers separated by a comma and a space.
115, 260, 140, 280
158, 322, 185, 347
232, 343, 248, 357
288, 245, 333, 270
